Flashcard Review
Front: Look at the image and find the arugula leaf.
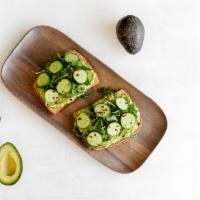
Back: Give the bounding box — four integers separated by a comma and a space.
111, 109, 122, 116
129, 104, 138, 117
91, 118, 110, 141
73, 126, 82, 138
75, 65, 92, 71
81, 90, 92, 98
97, 87, 116, 96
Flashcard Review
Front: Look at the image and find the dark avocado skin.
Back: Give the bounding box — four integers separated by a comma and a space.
116, 15, 145, 54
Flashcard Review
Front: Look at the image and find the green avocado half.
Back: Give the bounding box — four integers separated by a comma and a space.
0, 142, 23, 185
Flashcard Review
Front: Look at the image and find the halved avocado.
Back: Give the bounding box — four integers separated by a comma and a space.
0, 142, 23, 185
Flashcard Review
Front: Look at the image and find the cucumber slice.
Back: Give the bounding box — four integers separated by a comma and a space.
48, 60, 63, 74
94, 104, 111, 118
76, 113, 91, 129
44, 89, 59, 103
56, 79, 71, 94
116, 97, 129, 110
64, 53, 79, 65
36, 73, 50, 87
120, 113, 136, 129
0, 142, 23, 185
86, 132, 103, 147
107, 122, 122, 136
73, 70, 88, 84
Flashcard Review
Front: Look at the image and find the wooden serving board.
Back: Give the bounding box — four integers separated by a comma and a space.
1, 26, 167, 173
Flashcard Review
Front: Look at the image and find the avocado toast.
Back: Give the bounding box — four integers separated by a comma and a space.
34, 50, 99, 114
73, 89, 141, 150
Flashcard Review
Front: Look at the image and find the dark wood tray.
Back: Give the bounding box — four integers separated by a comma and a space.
1, 26, 167, 173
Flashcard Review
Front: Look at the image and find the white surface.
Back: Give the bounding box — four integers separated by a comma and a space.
0, 0, 199, 199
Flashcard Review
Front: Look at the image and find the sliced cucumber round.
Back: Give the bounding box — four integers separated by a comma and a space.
48, 60, 63, 74
64, 53, 79, 65
94, 104, 111, 118
107, 122, 122, 136
56, 79, 71, 94
44, 89, 59, 103
73, 70, 88, 84
76, 113, 91, 129
36, 73, 50, 87
87, 132, 103, 147
120, 113, 136, 129
116, 97, 129, 110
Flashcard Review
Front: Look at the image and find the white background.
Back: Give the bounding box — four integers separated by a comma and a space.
0, 0, 199, 199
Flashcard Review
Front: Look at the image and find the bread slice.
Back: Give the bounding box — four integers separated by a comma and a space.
73, 89, 142, 150
34, 50, 99, 114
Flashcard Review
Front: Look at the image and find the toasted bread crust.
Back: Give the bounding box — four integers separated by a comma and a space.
34, 50, 99, 114
33, 83, 62, 114
73, 89, 142, 150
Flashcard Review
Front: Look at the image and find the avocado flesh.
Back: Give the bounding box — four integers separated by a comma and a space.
0, 143, 23, 185
4, 154, 16, 176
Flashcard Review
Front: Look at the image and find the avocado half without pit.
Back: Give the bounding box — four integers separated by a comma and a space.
116, 15, 145, 55
0, 143, 23, 185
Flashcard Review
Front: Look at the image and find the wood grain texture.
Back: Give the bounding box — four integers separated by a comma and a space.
1, 26, 167, 173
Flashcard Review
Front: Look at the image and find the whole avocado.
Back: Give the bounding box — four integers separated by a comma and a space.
116, 15, 145, 54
